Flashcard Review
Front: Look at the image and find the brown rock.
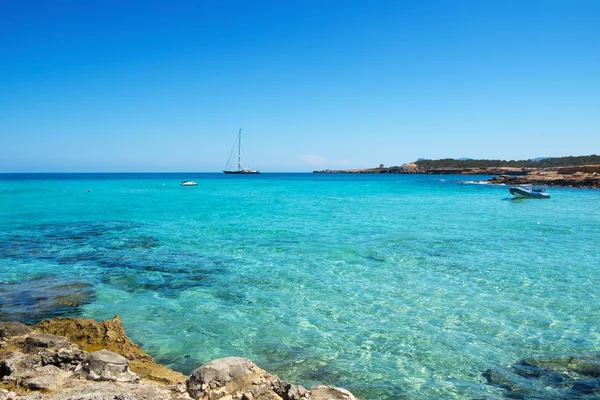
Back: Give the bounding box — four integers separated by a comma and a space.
34, 316, 186, 385
129, 359, 188, 385
34, 317, 150, 361
271, 380, 309, 400
22, 334, 85, 370
187, 357, 284, 400
23, 334, 70, 353
0, 323, 31, 340
309, 385, 357, 400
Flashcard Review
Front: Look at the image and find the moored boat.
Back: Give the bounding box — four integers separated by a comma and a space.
509, 186, 550, 199
181, 180, 198, 186
224, 129, 259, 174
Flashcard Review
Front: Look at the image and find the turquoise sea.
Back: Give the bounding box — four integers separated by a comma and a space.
1, 173, 599, 399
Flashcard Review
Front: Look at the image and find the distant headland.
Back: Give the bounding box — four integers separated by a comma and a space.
313, 155, 600, 188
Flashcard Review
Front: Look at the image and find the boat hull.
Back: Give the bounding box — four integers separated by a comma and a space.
223, 171, 260, 174
509, 187, 550, 199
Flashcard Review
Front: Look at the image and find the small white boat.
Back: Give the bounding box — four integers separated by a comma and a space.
509, 186, 550, 199
180, 180, 198, 186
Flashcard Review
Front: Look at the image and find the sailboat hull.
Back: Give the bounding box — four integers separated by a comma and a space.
223, 170, 260, 174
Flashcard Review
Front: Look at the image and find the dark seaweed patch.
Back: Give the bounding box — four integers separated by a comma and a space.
484, 353, 600, 399
1, 220, 233, 306
0, 278, 95, 325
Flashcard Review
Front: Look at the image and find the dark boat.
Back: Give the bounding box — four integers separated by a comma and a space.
223, 129, 260, 174
509, 186, 550, 199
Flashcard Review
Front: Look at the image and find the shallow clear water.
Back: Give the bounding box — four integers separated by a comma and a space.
1, 173, 599, 399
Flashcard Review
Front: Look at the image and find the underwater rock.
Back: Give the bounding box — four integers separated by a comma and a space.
484, 353, 600, 399
520, 353, 600, 379
0, 279, 95, 325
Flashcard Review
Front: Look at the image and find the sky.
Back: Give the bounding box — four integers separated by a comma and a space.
1, 0, 598, 172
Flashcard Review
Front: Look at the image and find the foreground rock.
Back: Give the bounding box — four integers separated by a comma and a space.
187, 356, 355, 400
0, 322, 31, 340
35, 316, 185, 385
1, 318, 359, 400
75, 350, 139, 383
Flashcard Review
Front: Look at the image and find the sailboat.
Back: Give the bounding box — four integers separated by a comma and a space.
223, 129, 260, 174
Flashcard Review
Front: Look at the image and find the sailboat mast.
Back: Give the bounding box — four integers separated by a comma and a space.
237, 129, 242, 171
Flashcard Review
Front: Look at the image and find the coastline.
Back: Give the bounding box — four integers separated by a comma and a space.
0, 317, 358, 400
313, 164, 600, 188
5, 316, 600, 399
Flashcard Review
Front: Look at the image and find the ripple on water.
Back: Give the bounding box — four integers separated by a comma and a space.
1, 175, 600, 400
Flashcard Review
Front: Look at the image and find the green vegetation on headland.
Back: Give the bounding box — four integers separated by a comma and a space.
414, 154, 600, 169
313, 155, 600, 187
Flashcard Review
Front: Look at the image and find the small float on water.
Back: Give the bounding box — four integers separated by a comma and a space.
180, 181, 198, 186
509, 186, 550, 199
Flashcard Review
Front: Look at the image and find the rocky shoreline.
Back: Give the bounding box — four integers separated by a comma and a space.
0, 317, 358, 400
4, 311, 600, 399
313, 164, 600, 188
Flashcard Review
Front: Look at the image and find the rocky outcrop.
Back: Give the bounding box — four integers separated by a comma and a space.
0, 323, 31, 340
34, 316, 186, 385
488, 171, 600, 188
22, 333, 85, 370
0, 318, 359, 400
187, 356, 310, 400
75, 350, 139, 383
34, 317, 151, 361
314, 162, 600, 188
484, 352, 600, 399
309, 386, 357, 400
186, 357, 357, 400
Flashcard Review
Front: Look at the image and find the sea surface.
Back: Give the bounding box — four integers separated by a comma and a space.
1, 173, 599, 399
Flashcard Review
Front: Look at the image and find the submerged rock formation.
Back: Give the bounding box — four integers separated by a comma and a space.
0, 318, 359, 400
484, 352, 600, 399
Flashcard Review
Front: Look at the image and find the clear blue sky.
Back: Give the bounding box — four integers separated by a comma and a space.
1, 0, 598, 172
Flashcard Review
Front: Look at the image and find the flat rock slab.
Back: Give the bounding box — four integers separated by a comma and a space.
0, 322, 31, 340
24, 334, 70, 352
78, 350, 139, 383
23, 365, 71, 391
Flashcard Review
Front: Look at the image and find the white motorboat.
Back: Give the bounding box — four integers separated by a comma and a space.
509, 186, 550, 199
181, 181, 198, 186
